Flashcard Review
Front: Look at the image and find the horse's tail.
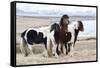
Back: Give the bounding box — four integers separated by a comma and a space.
20, 30, 29, 56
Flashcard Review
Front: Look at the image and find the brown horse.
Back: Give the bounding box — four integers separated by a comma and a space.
55, 15, 71, 55
50, 15, 71, 57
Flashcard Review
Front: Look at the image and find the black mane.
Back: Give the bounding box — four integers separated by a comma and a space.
50, 23, 60, 32
78, 21, 84, 31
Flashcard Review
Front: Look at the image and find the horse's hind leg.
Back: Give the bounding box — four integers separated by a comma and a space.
61, 44, 64, 54
61, 44, 66, 55
27, 44, 34, 56
24, 44, 29, 56
65, 42, 71, 55
64, 43, 68, 55
56, 45, 61, 55
20, 38, 29, 56
68, 42, 72, 52
68, 43, 74, 57
43, 37, 52, 57
52, 44, 58, 57
58, 43, 62, 55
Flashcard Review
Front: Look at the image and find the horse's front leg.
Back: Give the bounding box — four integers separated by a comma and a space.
61, 44, 66, 55
68, 42, 74, 57
42, 46, 48, 57
52, 43, 59, 58
58, 43, 62, 55
44, 36, 52, 57
64, 43, 68, 55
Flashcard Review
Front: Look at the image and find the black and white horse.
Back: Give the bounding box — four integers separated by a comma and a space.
65, 20, 84, 56
20, 27, 50, 56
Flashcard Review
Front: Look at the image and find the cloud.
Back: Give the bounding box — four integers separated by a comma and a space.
16, 3, 96, 16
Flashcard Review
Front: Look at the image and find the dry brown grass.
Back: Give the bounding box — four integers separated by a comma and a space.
16, 16, 97, 65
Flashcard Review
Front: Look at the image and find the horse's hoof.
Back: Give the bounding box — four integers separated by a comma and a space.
42, 54, 46, 57
24, 53, 29, 57
53, 56, 58, 58
69, 53, 73, 57
66, 52, 68, 55
42, 53, 48, 57
54, 54, 59, 58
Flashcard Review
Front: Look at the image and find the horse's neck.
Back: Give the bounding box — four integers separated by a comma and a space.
61, 25, 68, 32
68, 24, 74, 32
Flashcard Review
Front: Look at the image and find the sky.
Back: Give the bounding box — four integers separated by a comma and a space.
16, 3, 96, 16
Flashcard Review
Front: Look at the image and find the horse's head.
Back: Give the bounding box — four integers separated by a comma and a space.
50, 23, 60, 32
60, 15, 69, 27
59, 15, 70, 32
73, 21, 84, 31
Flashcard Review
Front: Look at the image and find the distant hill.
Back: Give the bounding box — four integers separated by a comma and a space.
17, 9, 25, 13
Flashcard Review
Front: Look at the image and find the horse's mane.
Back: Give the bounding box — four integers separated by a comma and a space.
78, 21, 83, 28
50, 23, 60, 32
